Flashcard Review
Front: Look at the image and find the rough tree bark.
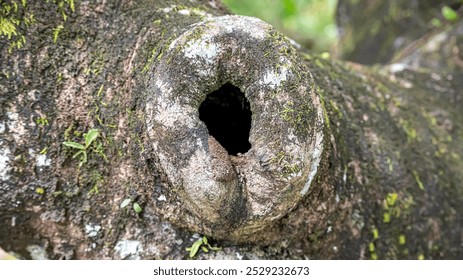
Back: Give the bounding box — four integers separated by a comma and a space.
0, 0, 462, 259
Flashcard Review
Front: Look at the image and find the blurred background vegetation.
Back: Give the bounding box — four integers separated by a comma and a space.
221, 0, 338, 52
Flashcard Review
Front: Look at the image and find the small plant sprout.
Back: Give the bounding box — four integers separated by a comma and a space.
35, 116, 49, 126
133, 202, 142, 213
53, 25, 64, 43
120, 198, 143, 214
441, 6, 459, 22
35, 187, 45, 195
62, 128, 99, 167
120, 198, 132, 209
186, 236, 221, 258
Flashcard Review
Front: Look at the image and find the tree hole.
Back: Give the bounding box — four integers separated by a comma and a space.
199, 83, 252, 155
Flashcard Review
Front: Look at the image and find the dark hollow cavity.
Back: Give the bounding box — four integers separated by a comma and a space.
199, 83, 252, 155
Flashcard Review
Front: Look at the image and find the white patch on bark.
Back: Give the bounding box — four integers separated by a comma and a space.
27, 90, 37, 100
218, 16, 267, 40
423, 32, 448, 53
0, 122, 5, 134
161, 6, 175, 13
160, 5, 213, 18
301, 139, 323, 195
388, 63, 408, 73
85, 224, 101, 238
29, 148, 52, 167
26, 245, 49, 260
6, 111, 27, 143
150, 102, 196, 129
114, 240, 143, 260
184, 40, 220, 69
178, 9, 190, 15
36, 154, 51, 167
301, 98, 325, 195
286, 37, 301, 49
261, 66, 290, 89
0, 147, 12, 181
155, 78, 172, 95
7, 112, 19, 127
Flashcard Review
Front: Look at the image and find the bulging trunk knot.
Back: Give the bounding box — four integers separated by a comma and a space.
145, 15, 325, 241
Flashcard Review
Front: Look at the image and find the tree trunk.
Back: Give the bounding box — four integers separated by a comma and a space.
0, 0, 462, 259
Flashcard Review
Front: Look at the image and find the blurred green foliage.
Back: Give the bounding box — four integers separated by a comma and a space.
222, 0, 337, 51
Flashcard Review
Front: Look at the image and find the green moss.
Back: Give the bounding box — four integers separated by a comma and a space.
412, 170, 425, 191
399, 119, 418, 143
386, 192, 398, 207
84, 50, 106, 76
35, 116, 49, 126
268, 151, 302, 179
386, 157, 393, 172
0, 0, 77, 50
0, 16, 19, 39
398, 234, 406, 245
87, 170, 103, 197
52, 24, 63, 43
329, 100, 342, 119
183, 24, 207, 44
278, 99, 314, 136
279, 101, 295, 122
383, 212, 391, 223
0, 0, 35, 52
381, 191, 411, 225
372, 227, 379, 240
50, 0, 76, 21
318, 91, 331, 129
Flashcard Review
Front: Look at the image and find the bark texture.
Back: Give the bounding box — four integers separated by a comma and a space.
0, 0, 462, 259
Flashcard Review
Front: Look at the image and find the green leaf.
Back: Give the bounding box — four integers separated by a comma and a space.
430, 17, 443, 27
72, 150, 85, 159
84, 129, 99, 148
53, 25, 64, 43
202, 236, 208, 245
208, 246, 222, 251
69, 0, 75, 12
78, 152, 87, 167
412, 170, 425, 190
82, 151, 87, 163
188, 239, 203, 258
133, 202, 142, 213
120, 198, 131, 209
442, 6, 459, 22
63, 141, 85, 150
201, 246, 209, 253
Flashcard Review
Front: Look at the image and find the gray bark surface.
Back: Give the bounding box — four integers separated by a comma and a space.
0, 0, 462, 259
